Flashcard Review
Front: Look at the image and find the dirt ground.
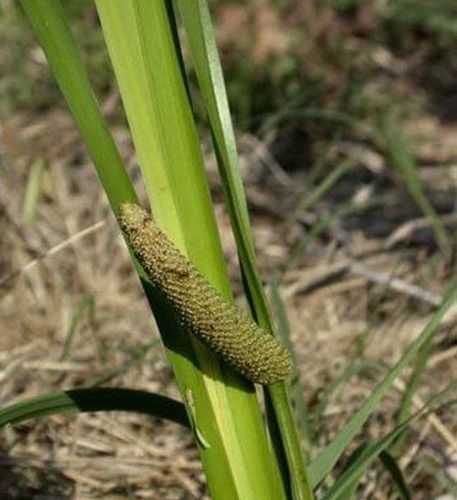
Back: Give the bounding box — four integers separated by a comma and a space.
1, 1, 457, 499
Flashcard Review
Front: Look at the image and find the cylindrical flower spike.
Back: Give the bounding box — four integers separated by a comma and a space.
120, 203, 291, 385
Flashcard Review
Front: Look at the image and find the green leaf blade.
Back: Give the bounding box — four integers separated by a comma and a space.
20, 0, 139, 215
309, 282, 457, 488
0, 388, 189, 428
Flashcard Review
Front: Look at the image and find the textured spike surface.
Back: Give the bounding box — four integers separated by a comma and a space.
119, 203, 291, 384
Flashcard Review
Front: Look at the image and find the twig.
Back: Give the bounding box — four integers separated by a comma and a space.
283, 262, 348, 298
0, 220, 106, 288
385, 213, 457, 249
349, 262, 442, 306
284, 259, 444, 308
240, 133, 296, 189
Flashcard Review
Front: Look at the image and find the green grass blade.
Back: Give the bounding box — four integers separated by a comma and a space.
379, 451, 411, 500
329, 443, 367, 500
176, 2, 313, 498
390, 338, 434, 456
420, 457, 457, 496
309, 280, 457, 487
60, 295, 95, 361
21, 158, 45, 224
298, 159, 354, 214
91, 339, 161, 387
324, 384, 457, 500
0, 388, 189, 428
324, 443, 411, 500
313, 361, 383, 434
20, 0, 139, 215
270, 281, 314, 450
376, 116, 451, 257
322, 425, 409, 500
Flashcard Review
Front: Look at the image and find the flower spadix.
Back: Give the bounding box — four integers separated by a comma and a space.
120, 203, 291, 385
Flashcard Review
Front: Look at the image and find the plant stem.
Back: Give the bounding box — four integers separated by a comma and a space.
269, 384, 315, 500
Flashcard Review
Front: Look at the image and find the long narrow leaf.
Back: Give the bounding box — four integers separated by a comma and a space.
20, 0, 138, 214
325, 386, 457, 500
379, 451, 411, 500
323, 424, 409, 499
270, 281, 314, 449
60, 295, 95, 360
309, 281, 457, 487
390, 337, 434, 456
0, 388, 189, 428
376, 116, 450, 256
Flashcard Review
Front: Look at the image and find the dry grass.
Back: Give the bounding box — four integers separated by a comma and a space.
0, 103, 456, 498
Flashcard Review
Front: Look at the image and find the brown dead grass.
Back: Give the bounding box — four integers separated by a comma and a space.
0, 103, 456, 498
